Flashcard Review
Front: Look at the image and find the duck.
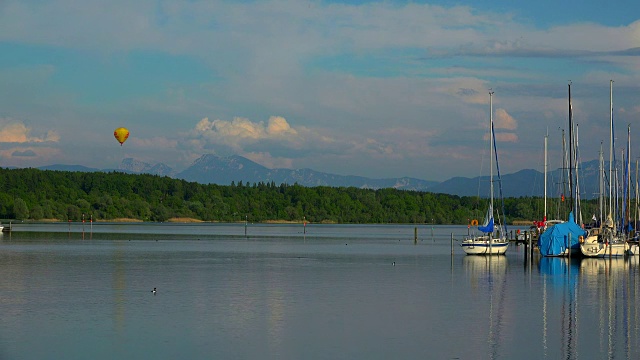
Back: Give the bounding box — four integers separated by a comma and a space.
152, 287, 157, 295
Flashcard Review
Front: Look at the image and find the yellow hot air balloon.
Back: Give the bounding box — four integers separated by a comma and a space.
114, 127, 129, 146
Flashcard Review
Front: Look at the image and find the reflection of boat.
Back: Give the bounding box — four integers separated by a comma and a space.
462, 255, 507, 359
461, 91, 508, 255
580, 257, 627, 276
463, 254, 508, 275
539, 256, 580, 359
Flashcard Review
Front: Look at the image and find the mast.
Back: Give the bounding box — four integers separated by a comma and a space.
544, 131, 548, 223
609, 80, 614, 219
561, 129, 568, 219
575, 124, 581, 225
599, 142, 604, 224
489, 90, 494, 228
568, 82, 574, 218
633, 158, 638, 235
627, 124, 631, 232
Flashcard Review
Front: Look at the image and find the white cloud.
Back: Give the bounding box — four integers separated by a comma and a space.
0, 119, 60, 143
495, 132, 519, 143
494, 109, 517, 130
186, 115, 332, 157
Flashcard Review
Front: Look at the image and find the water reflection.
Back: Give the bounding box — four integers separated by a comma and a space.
579, 257, 640, 360
463, 256, 507, 360
536, 256, 640, 360
538, 257, 580, 360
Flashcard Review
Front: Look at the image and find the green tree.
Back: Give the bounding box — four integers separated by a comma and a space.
14, 198, 29, 219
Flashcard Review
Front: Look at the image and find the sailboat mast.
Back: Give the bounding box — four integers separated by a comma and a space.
489, 90, 494, 221
599, 142, 604, 223
633, 158, 638, 234
544, 132, 548, 223
568, 82, 574, 217
627, 124, 631, 231
561, 129, 568, 219
575, 124, 581, 225
609, 80, 614, 218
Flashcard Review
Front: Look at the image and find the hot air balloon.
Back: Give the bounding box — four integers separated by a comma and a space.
114, 127, 129, 146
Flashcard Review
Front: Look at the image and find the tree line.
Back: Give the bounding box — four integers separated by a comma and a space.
0, 167, 597, 225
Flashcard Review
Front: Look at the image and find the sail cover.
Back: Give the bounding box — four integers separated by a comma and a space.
537, 212, 586, 256
478, 205, 494, 233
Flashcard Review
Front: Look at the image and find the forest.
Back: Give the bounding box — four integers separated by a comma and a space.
0, 167, 597, 225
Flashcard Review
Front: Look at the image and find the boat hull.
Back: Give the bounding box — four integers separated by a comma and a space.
461, 237, 509, 255
580, 234, 607, 257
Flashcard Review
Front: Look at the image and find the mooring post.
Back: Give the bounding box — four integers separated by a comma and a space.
450, 233, 454, 255
568, 233, 572, 257
414, 227, 417, 244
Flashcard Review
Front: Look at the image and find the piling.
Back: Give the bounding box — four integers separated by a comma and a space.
450, 233, 454, 255
568, 233, 572, 257
414, 227, 417, 244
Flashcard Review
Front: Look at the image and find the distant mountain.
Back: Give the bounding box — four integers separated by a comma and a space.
33, 155, 608, 199
175, 154, 439, 191
428, 159, 602, 199
119, 158, 176, 177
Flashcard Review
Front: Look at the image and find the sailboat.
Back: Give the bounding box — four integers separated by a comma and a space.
579, 141, 607, 257
603, 80, 629, 256
628, 159, 640, 255
461, 91, 509, 255
538, 82, 586, 257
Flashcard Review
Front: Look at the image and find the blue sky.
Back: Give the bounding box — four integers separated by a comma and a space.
1, 0, 640, 181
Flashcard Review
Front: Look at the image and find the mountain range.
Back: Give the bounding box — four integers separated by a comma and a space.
37, 154, 611, 199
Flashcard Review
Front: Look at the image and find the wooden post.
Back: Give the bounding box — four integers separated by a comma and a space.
414, 227, 417, 244
568, 233, 572, 257
451, 233, 454, 255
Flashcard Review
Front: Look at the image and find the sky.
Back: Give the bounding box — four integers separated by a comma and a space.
1, 0, 640, 182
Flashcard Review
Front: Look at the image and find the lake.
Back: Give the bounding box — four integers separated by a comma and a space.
0, 222, 639, 359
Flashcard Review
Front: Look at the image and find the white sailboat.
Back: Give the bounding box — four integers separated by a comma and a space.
461, 91, 509, 255
580, 142, 607, 257
604, 80, 628, 256
629, 159, 640, 255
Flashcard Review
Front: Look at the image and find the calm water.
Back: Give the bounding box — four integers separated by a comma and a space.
0, 223, 639, 359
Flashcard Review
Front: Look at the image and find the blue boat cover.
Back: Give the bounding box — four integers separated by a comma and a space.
537, 212, 586, 257
478, 205, 494, 233
478, 218, 494, 233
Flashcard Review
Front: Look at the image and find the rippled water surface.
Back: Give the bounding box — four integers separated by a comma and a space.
0, 223, 639, 359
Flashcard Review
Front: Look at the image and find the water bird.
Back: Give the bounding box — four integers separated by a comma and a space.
152, 287, 157, 295
393, 261, 395, 266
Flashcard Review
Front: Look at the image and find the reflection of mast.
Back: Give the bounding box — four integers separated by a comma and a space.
542, 272, 548, 358
560, 258, 577, 359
